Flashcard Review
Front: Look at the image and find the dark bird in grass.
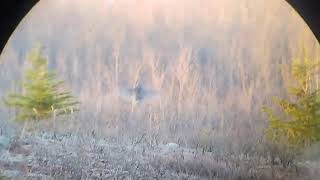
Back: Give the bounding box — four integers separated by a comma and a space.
118, 81, 160, 112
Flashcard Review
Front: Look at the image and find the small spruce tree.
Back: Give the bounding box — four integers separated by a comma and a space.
262, 56, 320, 149
3, 46, 79, 122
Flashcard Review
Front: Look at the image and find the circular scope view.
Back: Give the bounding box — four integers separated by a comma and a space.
0, 0, 319, 179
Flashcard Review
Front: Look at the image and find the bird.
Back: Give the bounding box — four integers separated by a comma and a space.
118, 80, 160, 112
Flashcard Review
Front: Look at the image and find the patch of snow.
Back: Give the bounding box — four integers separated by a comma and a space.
160, 143, 180, 154
27, 173, 54, 180
1, 170, 22, 178
0, 135, 10, 150
0, 150, 25, 163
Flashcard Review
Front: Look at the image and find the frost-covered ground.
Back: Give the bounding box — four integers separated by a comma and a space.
1, 132, 320, 180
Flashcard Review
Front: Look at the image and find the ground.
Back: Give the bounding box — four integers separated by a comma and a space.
0, 132, 320, 180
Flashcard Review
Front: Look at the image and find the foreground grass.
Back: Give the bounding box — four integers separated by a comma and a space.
0, 132, 319, 180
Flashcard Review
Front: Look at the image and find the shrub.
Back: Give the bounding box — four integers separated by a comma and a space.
262, 56, 320, 154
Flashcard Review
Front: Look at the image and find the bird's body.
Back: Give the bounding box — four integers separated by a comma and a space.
118, 82, 160, 112
133, 84, 143, 102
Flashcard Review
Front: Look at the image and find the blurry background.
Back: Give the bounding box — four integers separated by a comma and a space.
0, 0, 319, 151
